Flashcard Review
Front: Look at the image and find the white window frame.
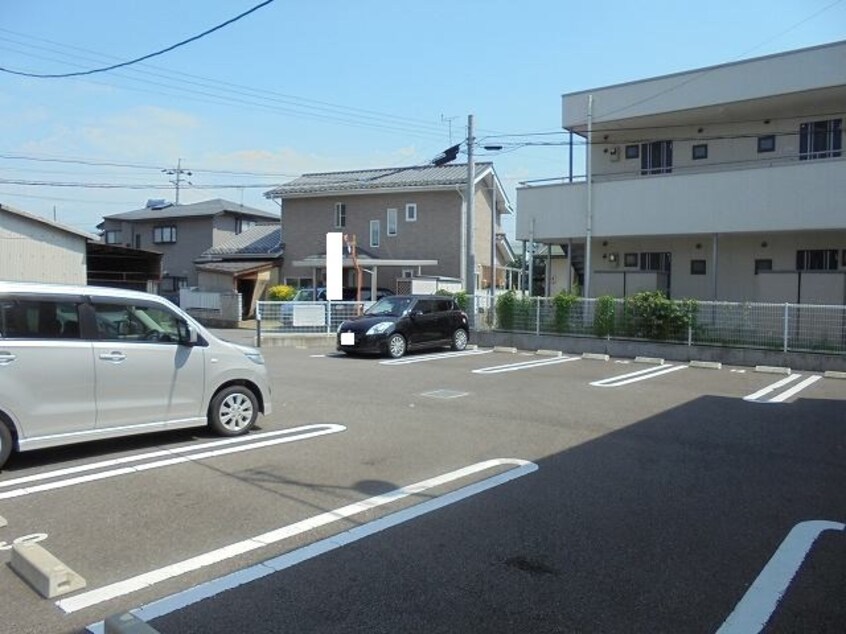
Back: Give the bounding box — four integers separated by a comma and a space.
104, 230, 121, 244
405, 203, 417, 222
370, 220, 380, 248
387, 208, 398, 236
153, 225, 177, 244
335, 203, 346, 228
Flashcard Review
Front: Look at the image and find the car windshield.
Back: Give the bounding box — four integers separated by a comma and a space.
364, 297, 411, 317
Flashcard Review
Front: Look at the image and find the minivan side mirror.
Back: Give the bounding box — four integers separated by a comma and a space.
177, 321, 198, 346
409, 309, 423, 319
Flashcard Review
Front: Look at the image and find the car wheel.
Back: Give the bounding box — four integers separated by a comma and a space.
0, 421, 13, 470
451, 328, 468, 351
387, 333, 407, 358
209, 385, 258, 436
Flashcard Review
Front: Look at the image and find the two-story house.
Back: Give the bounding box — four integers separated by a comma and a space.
98, 198, 280, 296
263, 163, 513, 293
517, 40, 846, 304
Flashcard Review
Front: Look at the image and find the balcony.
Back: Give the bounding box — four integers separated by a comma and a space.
516, 156, 846, 242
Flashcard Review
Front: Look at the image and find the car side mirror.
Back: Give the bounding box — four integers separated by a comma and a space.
178, 321, 198, 346
410, 309, 423, 319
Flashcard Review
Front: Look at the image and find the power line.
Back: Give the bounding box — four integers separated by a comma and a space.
0, 0, 277, 78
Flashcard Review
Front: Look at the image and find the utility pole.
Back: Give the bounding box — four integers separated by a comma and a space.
465, 114, 476, 327
162, 158, 192, 205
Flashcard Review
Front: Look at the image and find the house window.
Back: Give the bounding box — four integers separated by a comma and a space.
624, 145, 639, 159
405, 203, 417, 222
134, 234, 141, 249
370, 220, 380, 248
640, 141, 672, 175
692, 144, 708, 160
236, 219, 255, 234
755, 259, 773, 275
639, 252, 671, 272
159, 276, 187, 292
757, 135, 776, 153
335, 203, 346, 228
104, 230, 121, 244
387, 208, 398, 236
153, 226, 177, 244
690, 259, 706, 275
799, 119, 842, 160
623, 253, 638, 268
401, 268, 414, 278
796, 249, 838, 271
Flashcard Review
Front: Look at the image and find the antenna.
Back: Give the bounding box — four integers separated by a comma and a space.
441, 114, 460, 144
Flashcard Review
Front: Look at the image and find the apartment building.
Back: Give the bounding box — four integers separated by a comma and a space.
516, 40, 846, 303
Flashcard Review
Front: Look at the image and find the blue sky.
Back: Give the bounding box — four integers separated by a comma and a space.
1, 0, 844, 235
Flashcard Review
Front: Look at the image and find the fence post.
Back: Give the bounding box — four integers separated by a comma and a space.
326, 302, 332, 334
256, 303, 262, 348
535, 297, 541, 336
687, 323, 692, 347
783, 303, 789, 352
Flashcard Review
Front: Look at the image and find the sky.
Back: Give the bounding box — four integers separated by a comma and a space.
0, 0, 844, 237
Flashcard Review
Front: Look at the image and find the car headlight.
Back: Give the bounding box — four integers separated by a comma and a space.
243, 351, 265, 365
366, 321, 395, 335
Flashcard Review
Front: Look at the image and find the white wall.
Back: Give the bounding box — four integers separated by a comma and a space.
0, 211, 87, 283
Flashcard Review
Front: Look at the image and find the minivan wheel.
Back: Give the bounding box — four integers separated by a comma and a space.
0, 422, 13, 470
209, 386, 258, 436
387, 333, 407, 358
451, 328, 468, 351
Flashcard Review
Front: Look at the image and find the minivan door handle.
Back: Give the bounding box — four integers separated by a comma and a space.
0, 352, 16, 366
98, 351, 127, 363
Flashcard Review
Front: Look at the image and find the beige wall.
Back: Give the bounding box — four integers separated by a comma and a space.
0, 211, 87, 283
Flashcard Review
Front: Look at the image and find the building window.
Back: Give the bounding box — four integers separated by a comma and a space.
236, 219, 255, 234
625, 145, 639, 159
153, 226, 177, 244
104, 230, 121, 244
640, 141, 672, 175
387, 208, 398, 236
335, 203, 346, 228
757, 135, 776, 153
402, 268, 414, 278
799, 119, 842, 160
796, 249, 838, 271
134, 234, 141, 249
370, 220, 380, 248
405, 203, 417, 222
692, 144, 708, 160
623, 253, 638, 268
159, 276, 187, 292
690, 259, 706, 275
755, 259, 773, 275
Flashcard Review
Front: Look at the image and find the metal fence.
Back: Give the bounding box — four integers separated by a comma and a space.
257, 300, 374, 335
470, 294, 846, 355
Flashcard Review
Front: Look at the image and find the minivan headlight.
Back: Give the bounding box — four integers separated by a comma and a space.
243, 351, 265, 365
366, 321, 394, 336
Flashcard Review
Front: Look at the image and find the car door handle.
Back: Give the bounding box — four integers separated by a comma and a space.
0, 352, 16, 366
99, 351, 127, 363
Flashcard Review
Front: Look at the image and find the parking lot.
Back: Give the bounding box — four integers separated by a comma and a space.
0, 338, 844, 633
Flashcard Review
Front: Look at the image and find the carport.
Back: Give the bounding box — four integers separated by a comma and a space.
292, 252, 438, 296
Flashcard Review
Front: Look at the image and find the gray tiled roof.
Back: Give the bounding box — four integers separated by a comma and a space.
103, 198, 279, 221
200, 224, 282, 258
195, 260, 276, 274
264, 163, 493, 198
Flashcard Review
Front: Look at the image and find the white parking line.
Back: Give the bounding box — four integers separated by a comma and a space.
590, 364, 686, 387
472, 356, 581, 374
380, 349, 493, 365
717, 520, 845, 634
0, 424, 345, 500
743, 374, 822, 403
71, 458, 538, 621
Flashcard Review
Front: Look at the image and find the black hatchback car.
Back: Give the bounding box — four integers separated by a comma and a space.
336, 295, 469, 358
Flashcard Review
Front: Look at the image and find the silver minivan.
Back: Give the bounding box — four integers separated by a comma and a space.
0, 281, 272, 469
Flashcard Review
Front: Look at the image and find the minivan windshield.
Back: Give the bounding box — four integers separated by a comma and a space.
364, 297, 412, 317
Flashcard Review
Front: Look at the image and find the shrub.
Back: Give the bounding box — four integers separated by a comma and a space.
623, 291, 698, 341
552, 291, 579, 333
593, 295, 617, 337
496, 290, 517, 330
266, 284, 295, 301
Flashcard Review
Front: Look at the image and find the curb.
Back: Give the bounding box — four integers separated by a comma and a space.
823, 370, 846, 379
536, 349, 563, 357
582, 353, 610, 361
689, 360, 722, 370
634, 356, 664, 365
493, 346, 517, 354
755, 365, 791, 375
